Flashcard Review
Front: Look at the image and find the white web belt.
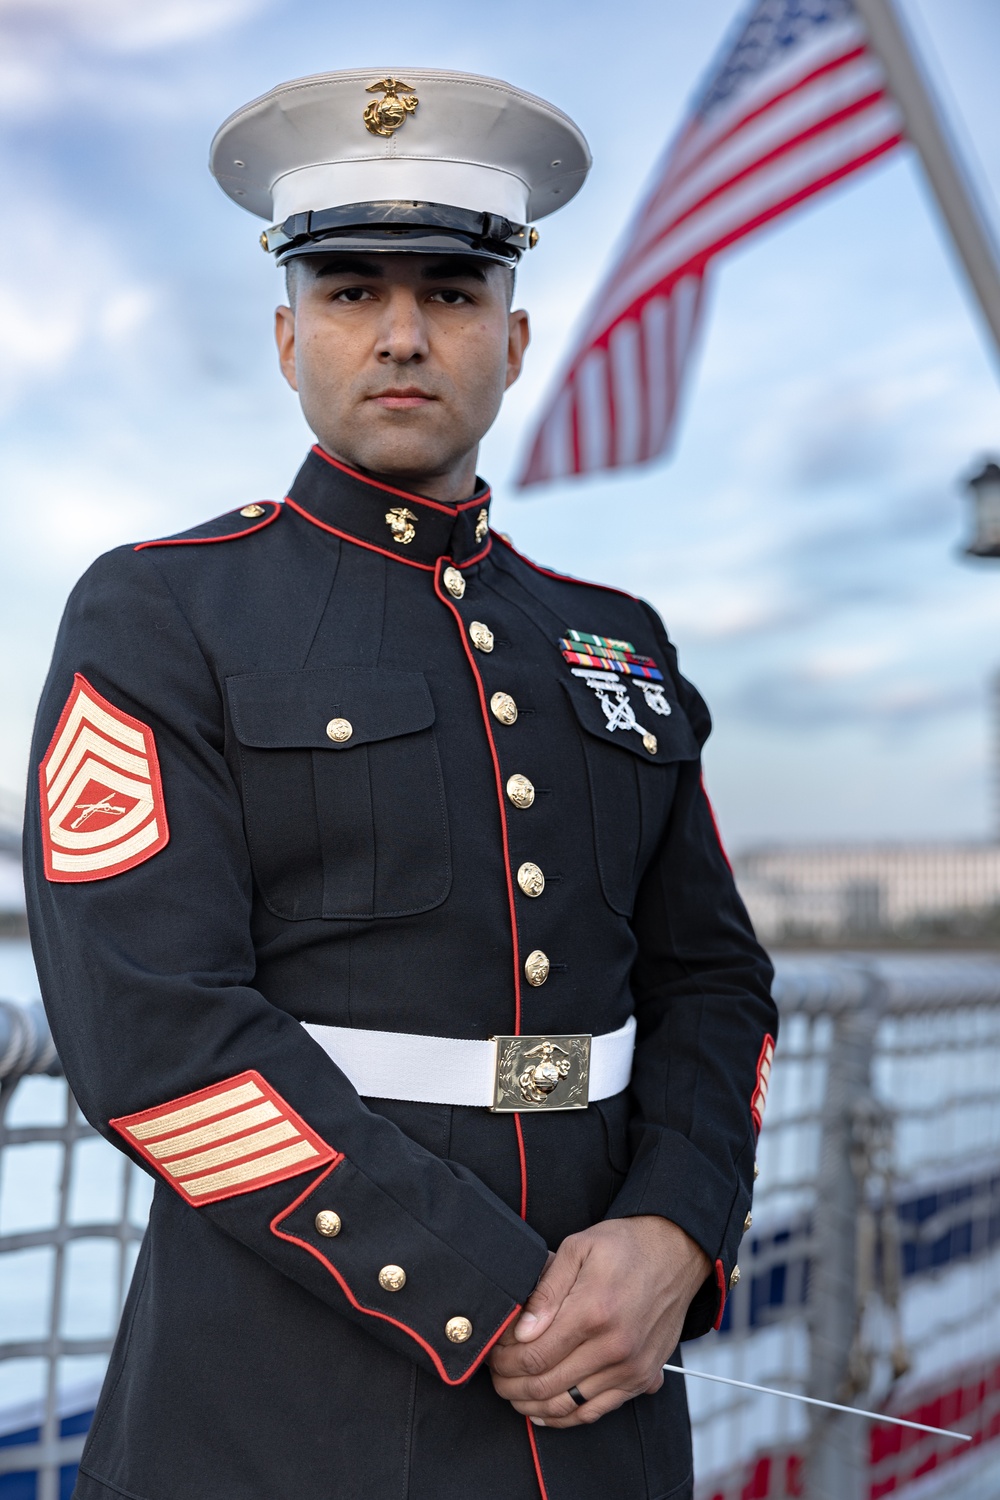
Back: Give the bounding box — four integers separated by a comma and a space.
302, 1015, 636, 1112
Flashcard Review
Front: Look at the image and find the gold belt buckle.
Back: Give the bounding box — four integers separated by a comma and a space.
490, 1033, 592, 1112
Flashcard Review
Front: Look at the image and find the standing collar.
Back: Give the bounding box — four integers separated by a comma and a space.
285, 445, 493, 570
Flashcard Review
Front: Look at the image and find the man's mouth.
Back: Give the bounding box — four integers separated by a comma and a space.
368, 388, 437, 410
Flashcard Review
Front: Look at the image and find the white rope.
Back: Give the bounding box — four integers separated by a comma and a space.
661, 1363, 972, 1443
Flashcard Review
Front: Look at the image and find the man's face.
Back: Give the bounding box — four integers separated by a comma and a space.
274, 252, 530, 498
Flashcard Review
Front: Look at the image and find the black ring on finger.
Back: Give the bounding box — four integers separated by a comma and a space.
567, 1385, 587, 1407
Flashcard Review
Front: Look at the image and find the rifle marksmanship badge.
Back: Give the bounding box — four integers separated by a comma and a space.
363, 78, 419, 137
560, 628, 672, 755
39, 673, 169, 882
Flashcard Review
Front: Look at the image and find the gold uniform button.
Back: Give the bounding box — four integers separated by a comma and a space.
524, 950, 550, 987
326, 718, 353, 743
469, 621, 494, 653
744, 1211, 753, 1232
729, 1265, 741, 1289
491, 692, 517, 726
240, 503, 266, 519
443, 566, 466, 599
379, 1265, 407, 1292
314, 1210, 341, 1238
506, 773, 535, 809
642, 732, 658, 755
445, 1316, 473, 1344
517, 862, 545, 898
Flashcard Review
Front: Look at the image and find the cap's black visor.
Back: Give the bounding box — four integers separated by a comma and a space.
264, 200, 531, 266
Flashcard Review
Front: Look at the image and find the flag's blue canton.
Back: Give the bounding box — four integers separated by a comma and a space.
697, 0, 854, 117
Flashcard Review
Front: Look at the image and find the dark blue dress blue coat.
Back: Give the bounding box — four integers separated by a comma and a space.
24, 446, 776, 1500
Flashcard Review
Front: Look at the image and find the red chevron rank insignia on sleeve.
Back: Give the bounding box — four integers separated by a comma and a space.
110, 1071, 339, 1206
39, 673, 169, 883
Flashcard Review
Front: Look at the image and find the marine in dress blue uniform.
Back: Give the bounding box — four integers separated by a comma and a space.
24, 70, 776, 1500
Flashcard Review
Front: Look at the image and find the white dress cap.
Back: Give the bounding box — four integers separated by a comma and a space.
210, 69, 591, 262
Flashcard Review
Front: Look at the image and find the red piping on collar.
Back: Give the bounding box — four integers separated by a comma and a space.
525, 1416, 550, 1500
492, 531, 639, 601
134, 501, 282, 551
285, 495, 434, 571
311, 445, 491, 516
713, 1258, 727, 1331
271, 1161, 522, 1386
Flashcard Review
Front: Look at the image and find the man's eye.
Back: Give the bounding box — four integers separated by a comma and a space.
429, 289, 471, 304
332, 286, 375, 302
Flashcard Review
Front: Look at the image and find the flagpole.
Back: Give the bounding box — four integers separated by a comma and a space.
853, 0, 1000, 365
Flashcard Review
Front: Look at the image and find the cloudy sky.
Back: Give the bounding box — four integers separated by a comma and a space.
1, 0, 999, 848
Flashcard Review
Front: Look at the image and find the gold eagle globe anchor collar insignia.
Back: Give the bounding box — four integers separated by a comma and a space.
491, 1033, 591, 1112
363, 78, 419, 137
385, 506, 418, 545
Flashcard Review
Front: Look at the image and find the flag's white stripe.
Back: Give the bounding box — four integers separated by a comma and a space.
47, 725, 150, 808
585, 96, 900, 337
609, 319, 644, 468
49, 758, 154, 851
627, 53, 887, 266
661, 17, 869, 190
539, 383, 575, 485
125, 1080, 264, 1140
576, 349, 611, 474
641, 296, 672, 462
46, 688, 146, 786
167, 1120, 300, 1178
50, 817, 161, 874
183, 1139, 319, 1197
146, 1100, 282, 1158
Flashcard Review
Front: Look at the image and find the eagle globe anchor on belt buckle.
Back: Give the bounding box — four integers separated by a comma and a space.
490, 1033, 592, 1112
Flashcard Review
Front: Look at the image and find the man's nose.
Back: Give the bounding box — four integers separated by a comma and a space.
375, 289, 429, 364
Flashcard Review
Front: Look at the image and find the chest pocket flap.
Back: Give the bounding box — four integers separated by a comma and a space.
227, 668, 434, 750
561, 672, 700, 763
226, 669, 447, 922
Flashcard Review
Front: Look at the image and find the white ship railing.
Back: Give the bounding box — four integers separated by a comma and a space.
1, 955, 998, 1499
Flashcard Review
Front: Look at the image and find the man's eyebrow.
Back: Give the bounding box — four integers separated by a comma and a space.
420, 258, 489, 284
312, 257, 385, 280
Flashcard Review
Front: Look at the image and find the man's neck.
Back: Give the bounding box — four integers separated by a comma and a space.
318, 444, 481, 507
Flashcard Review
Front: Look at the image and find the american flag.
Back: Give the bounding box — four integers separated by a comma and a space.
516, 0, 905, 488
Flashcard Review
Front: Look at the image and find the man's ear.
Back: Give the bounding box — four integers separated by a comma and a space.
274, 305, 298, 391
505, 308, 530, 391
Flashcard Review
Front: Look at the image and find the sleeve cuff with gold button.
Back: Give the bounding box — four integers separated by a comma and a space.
269, 1156, 548, 1384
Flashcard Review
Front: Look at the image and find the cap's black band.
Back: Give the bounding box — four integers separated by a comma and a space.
262, 200, 533, 263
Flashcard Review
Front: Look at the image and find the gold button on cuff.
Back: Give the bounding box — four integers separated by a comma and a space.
314, 1210, 341, 1238
326, 718, 353, 743
469, 621, 494, 653
491, 692, 517, 725
744, 1211, 753, 1232
517, 862, 545, 898
379, 1264, 407, 1292
445, 1316, 473, 1344
642, 732, 658, 755
443, 566, 466, 599
506, 773, 535, 809
524, 950, 550, 987
240, 503, 266, 518
729, 1265, 741, 1290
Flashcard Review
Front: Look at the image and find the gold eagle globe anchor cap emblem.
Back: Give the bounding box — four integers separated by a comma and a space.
364, 78, 419, 138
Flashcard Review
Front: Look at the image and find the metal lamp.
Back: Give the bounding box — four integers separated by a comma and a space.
964, 459, 1000, 557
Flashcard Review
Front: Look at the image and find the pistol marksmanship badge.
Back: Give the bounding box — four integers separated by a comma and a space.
364, 78, 419, 137
385, 506, 418, 545
560, 629, 671, 755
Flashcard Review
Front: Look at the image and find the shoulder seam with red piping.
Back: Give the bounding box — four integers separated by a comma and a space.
134, 501, 282, 551
491, 531, 640, 601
